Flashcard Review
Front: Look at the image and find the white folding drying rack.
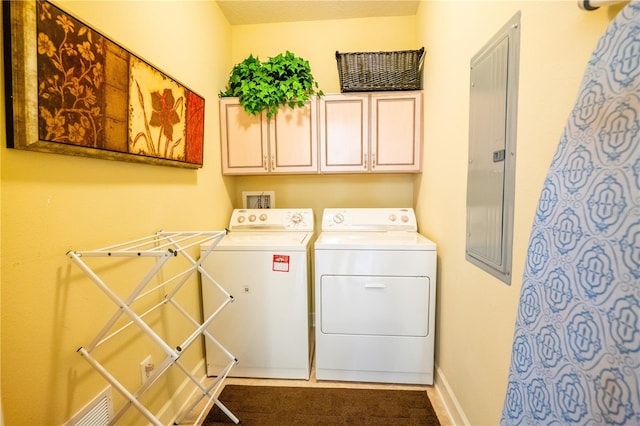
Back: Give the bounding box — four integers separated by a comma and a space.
67, 230, 239, 425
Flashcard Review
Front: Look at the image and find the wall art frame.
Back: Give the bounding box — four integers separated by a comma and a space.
3, 0, 205, 169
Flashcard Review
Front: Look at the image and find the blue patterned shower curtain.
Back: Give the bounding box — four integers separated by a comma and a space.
501, 3, 640, 425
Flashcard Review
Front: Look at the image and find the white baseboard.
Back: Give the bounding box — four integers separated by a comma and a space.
434, 366, 471, 426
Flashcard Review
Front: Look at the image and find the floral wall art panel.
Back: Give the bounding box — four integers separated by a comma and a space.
128, 58, 187, 162
4, 0, 205, 168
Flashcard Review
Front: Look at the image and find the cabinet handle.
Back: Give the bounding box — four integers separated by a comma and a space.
372, 153, 376, 169
364, 283, 386, 289
263, 155, 267, 170
271, 156, 275, 170
363, 153, 367, 169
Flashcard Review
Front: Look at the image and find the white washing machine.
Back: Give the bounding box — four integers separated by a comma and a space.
314, 208, 437, 385
201, 208, 314, 379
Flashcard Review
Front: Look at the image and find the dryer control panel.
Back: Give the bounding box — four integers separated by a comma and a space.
229, 208, 314, 231
321, 208, 417, 231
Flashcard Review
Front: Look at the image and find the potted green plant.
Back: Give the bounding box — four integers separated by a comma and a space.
219, 51, 323, 118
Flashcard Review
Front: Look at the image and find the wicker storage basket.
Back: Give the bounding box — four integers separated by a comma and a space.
335, 47, 425, 92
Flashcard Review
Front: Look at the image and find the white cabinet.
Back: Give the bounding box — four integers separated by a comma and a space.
220, 92, 422, 175
371, 92, 423, 172
319, 91, 422, 173
219, 97, 318, 174
319, 94, 370, 173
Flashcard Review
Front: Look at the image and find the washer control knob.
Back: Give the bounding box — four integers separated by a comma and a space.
333, 213, 345, 224
259, 214, 267, 221
401, 215, 409, 223
291, 213, 302, 224
237, 216, 245, 223
389, 214, 397, 222
248, 214, 256, 222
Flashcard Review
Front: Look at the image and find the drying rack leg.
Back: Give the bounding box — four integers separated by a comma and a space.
172, 358, 239, 425
78, 347, 162, 426
169, 297, 238, 424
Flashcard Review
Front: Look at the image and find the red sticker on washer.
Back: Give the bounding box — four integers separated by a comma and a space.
272, 254, 290, 272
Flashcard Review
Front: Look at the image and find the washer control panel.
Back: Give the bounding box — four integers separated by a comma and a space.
229, 208, 314, 231
321, 208, 417, 231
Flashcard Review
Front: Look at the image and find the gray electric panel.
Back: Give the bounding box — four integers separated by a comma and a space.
466, 11, 521, 284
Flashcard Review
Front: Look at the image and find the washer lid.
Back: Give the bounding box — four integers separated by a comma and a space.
203, 231, 313, 251
314, 231, 436, 251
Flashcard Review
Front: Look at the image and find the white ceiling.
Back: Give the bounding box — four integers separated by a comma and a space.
216, 0, 421, 25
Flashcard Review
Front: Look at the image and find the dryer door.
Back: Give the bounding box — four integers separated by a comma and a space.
320, 275, 430, 337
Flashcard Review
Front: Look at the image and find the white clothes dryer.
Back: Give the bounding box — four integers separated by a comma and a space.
314, 208, 437, 385
201, 208, 314, 379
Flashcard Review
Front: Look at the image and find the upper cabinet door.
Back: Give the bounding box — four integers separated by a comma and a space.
220, 97, 318, 175
220, 98, 268, 174
370, 92, 422, 172
269, 98, 318, 173
221, 92, 422, 175
319, 94, 370, 173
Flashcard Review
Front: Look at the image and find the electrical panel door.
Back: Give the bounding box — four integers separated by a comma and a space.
466, 12, 520, 284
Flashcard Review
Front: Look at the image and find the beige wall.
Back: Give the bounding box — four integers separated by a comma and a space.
1, 1, 234, 424
415, 1, 620, 424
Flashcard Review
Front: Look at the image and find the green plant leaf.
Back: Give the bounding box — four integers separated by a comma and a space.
220, 51, 322, 118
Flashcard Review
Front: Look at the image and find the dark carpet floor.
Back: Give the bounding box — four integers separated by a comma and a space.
203, 384, 441, 425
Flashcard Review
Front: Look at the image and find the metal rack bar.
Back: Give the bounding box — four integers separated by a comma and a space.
74, 230, 224, 257
69, 231, 237, 425
173, 358, 239, 425
78, 347, 162, 426
168, 297, 238, 362
91, 298, 166, 349
68, 249, 177, 354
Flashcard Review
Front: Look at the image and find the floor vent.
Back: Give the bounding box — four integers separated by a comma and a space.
67, 386, 114, 426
